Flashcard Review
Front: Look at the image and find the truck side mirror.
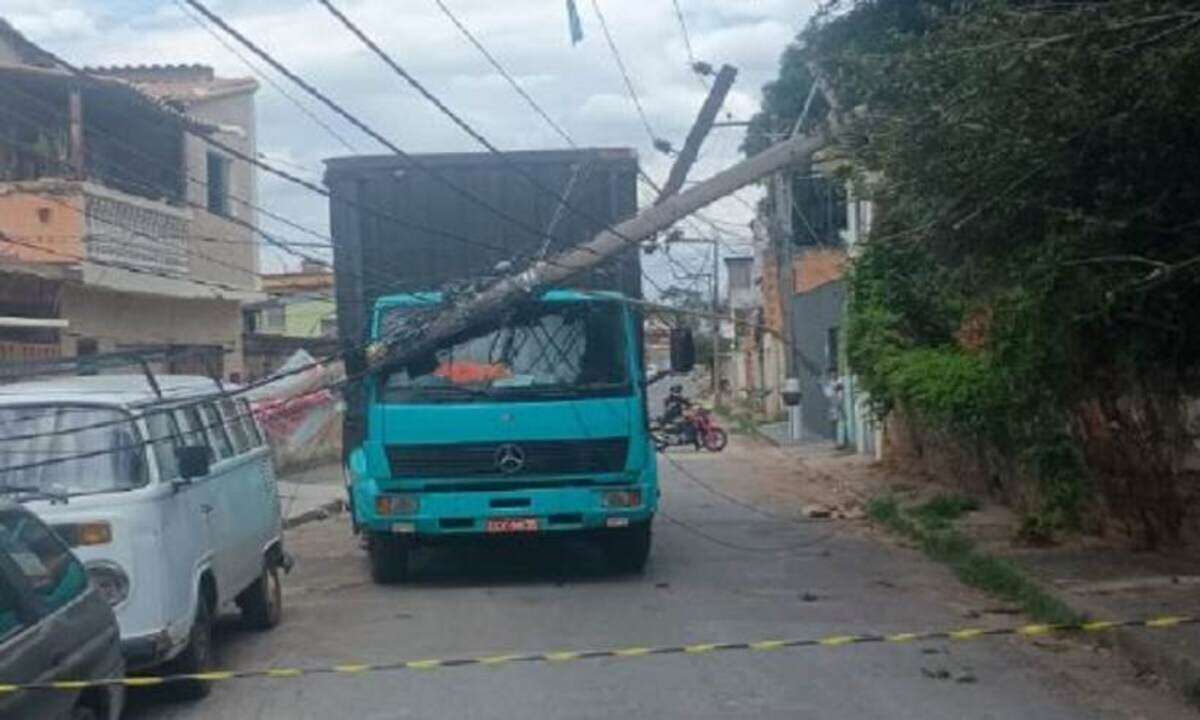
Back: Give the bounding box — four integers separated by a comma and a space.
669, 328, 696, 374
176, 445, 211, 480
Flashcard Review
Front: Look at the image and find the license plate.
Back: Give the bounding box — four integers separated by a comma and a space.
486, 518, 539, 533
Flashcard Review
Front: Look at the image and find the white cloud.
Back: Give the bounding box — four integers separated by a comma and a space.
10, 0, 812, 278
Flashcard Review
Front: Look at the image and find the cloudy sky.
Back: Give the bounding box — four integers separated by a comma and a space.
10, 0, 815, 291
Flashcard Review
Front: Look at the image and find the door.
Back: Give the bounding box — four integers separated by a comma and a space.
0, 510, 91, 720
163, 405, 220, 621
211, 399, 271, 594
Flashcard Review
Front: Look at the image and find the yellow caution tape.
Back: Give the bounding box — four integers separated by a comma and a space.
1, 615, 1191, 693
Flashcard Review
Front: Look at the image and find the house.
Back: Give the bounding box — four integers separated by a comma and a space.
243, 260, 338, 379
728, 158, 881, 455
0, 19, 261, 378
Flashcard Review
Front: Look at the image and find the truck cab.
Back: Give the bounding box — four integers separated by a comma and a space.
346, 290, 665, 582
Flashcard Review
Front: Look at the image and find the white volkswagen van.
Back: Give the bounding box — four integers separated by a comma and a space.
0, 374, 287, 699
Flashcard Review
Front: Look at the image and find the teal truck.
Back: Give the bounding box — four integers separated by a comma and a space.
325, 150, 690, 582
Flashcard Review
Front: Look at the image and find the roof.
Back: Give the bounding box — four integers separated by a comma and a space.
0, 374, 226, 407
85, 64, 258, 106
0, 18, 55, 67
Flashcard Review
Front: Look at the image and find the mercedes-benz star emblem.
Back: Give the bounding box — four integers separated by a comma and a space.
494, 443, 526, 475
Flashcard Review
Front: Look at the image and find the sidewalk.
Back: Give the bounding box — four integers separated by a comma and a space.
735, 427, 1200, 704
276, 462, 345, 529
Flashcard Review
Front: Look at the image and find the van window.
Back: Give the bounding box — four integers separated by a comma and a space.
146, 411, 181, 482
198, 403, 233, 460
238, 399, 264, 447
0, 405, 148, 497
0, 511, 87, 613
219, 399, 251, 454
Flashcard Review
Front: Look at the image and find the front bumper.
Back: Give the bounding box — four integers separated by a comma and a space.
121, 630, 176, 670
355, 475, 658, 537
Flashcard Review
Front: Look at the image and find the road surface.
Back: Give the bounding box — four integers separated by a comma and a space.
127, 446, 1188, 719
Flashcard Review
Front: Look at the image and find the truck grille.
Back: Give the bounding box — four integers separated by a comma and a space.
385, 437, 628, 478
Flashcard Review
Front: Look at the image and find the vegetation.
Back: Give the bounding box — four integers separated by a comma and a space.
867, 495, 1079, 624
749, 1, 1200, 545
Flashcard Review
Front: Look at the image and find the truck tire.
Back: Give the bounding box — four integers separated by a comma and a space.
237, 563, 283, 630
604, 521, 652, 574
368, 532, 410, 584
165, 596, 214, 700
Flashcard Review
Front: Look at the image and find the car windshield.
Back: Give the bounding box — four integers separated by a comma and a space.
0, 405, 148, 497
380, 300, 629, 403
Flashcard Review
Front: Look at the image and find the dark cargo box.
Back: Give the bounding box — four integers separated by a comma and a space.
324, 148, 642, 348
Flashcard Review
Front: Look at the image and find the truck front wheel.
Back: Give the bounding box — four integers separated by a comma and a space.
368, 532, 410, 584
603, 520, 652, 574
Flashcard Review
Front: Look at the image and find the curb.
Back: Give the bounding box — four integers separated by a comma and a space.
283, 499, 346, 530
1029, 574, 1200, 701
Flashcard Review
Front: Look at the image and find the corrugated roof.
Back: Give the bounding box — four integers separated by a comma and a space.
86, 64, 257, 105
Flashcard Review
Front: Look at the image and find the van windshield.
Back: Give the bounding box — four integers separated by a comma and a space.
0, 405, 148, 497
380, 300, 630, 404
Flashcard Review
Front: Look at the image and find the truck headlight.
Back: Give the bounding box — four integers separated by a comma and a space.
85, 561, 130, 607
375, 494, 419, 516
602, 489, 642, 509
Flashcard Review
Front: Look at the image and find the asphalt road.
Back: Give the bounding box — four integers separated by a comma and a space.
126, 450, 1188, 719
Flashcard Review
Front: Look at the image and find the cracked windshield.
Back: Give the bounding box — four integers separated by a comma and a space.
0, 1, 1196, 719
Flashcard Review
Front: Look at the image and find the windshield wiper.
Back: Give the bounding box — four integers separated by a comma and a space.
0, 485, 69, 504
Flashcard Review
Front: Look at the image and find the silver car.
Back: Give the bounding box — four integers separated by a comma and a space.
0, 499, 125, 720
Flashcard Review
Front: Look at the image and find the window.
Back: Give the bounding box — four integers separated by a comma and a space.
0, 406, 147, 496
381, 300, 629, 404
206, 152, 230, 216
262, 306, 286, 333
0, 510, 87, 613
146, 411, 181, 482
238, 399, 263, 447
219, 399, 251, 454
198, 402, 234, 460
826, 326, 840, 374
0, 572, 28, 643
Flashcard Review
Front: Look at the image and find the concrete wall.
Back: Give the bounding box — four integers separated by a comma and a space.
183, 91, 259, 292
789, 279, 846, 440
0, 186, 84, 262
59, 284, 244, 376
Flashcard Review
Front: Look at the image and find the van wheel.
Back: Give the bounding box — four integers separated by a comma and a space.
165, 596, 214, 701
237, 563, 283, 630
603, 521, 652, 574
368, 532, 409, 584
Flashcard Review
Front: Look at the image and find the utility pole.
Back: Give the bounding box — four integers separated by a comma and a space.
656, 64, 737, 201
374, 131, 829, 372
663, 234, 721, 395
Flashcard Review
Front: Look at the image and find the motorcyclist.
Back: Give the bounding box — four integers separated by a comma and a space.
661, 385, 700, 449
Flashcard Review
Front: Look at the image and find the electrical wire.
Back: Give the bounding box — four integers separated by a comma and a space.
588, 0, 665, 151
669, 0, 709, 90
309, 0, 674, 296
431, 0, 576, 148
173, 0, 359, 154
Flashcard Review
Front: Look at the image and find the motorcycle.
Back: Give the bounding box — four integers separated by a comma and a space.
651, 406, 728, 452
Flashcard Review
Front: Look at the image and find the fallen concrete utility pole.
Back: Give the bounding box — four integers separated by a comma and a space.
656, 64, 738, 202
373, 130, 829, 370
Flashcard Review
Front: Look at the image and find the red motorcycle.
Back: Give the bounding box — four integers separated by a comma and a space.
652, 406, 728, 452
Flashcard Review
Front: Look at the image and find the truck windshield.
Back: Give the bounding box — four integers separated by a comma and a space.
381, 300, 629, 403
0, 405, 148, 497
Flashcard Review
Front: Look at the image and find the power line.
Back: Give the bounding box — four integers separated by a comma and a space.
431, 0, 576, 148
182, 0, 646, 289
172, 0, 359, 154
588, 0, 667, 153
669, 0, 709, 90
311, 0, 671, 296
